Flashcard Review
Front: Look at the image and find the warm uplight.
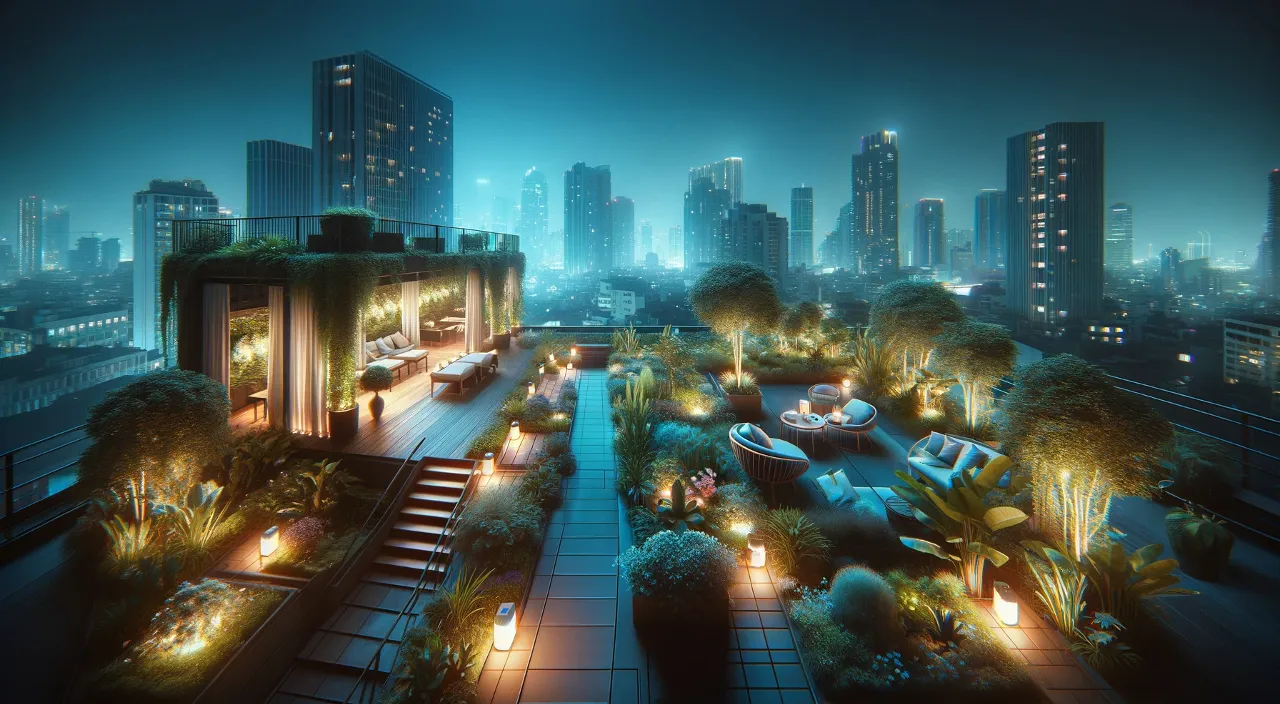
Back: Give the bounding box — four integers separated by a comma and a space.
798, 399, 811, 414
539, 364, 546, 375
567, 362, 574, 371
731, 522, 754, 536
842, 378, 851, 389
494, 602, 517, 650
747, 533, 766, 568
260, 526, 279, 557
482, 452, 495, 476
570, 346, 577, 356
548, 353, 555, 363
688, 405, 706, 416
921, 408, 942, 420
509, 421, 521, 441
552, 412, 566, 421
527, 382, 536, 397
993, 581, 1019, 626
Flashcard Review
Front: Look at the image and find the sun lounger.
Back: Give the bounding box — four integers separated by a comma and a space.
430, 361, 476, 396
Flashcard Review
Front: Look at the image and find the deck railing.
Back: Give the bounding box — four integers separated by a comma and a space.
172, 215, 519, 255
0, 424, 89, 537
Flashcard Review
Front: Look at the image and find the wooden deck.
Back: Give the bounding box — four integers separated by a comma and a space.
497, 432, 547, 468
230, 342, 533, 461
535, 368, 579, 402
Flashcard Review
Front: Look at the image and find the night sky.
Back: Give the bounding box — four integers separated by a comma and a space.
1, 0, 1276, 260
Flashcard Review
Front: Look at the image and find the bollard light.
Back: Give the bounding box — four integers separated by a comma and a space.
548, 353, 555, 363
482, 452, 495, 476
570, 346, 577, 356
539, 364, 546, 375
798, 399, 811, 414
509, 421, 521, 441
993, 581, 1019, 626
747, 532, 766, 568
260, 525, 279, 557
527, 382, 536, 397
493, 602, 517, 650
567, 362, 574, 371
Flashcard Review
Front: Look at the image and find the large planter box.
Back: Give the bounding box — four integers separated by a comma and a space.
328, 406, 359, 442
490, 332, 511, 350
725, 392, 762, 419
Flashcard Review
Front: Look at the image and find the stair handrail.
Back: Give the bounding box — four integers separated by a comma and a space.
343, 459, 483, 703
328, 438, 426, 588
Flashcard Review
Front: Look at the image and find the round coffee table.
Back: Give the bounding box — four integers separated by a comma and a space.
779, 411, 825, 454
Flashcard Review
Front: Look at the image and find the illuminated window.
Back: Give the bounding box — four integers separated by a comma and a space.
1057, 193, 1067, 200
1036, 306, 1046, 313
1057, 245, 1067, 251
1178, 353, 1193, 363
335, 77, 352, 86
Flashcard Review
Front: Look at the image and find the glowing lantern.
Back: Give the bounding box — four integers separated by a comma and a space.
747, 532, 766, 568
798, 399, 811, 414
842, 378, 851, 390
482, 452, 495, 477
493, 602, 517, 650
260, 525, 279, 557
993, 581, 1019, 626
570, 346, 577, 356
527, 382, 536, 397
539, 364, 546, 375
567, 362, 574, 371
548, 353, 555, 363
509, 421, 521, 441
731, 522, 753, 536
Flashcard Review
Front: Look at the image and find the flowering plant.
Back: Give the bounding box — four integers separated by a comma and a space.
691, 469, 717, 499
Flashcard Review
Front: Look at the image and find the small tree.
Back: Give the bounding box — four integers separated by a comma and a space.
999, 355, 1172, 560
819, 317, 853, 358
82, 370, 231, 501
690, 262, 785, 386
931, 320, 1016, 432
779, 301, 823, 352
868, 280, 964, 379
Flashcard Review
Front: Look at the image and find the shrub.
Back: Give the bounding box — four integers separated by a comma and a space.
789, 590, 871, 687
805, 504, 897, 566
454, 485, 544, 571
519, 465, 563, 512
758, 508, 832, 577
559, 380, 578, 402
628, 505, 663, 544
320, 206, 376, 250
540, 432, 571, 458
617, 454, 654, 507
704, 483, 766, 548
467, 420, 511, 459
284, 516, 326, 553
359, 365, 395, 393
1166, 506, 1234, 580
523, 395, 553, 424
616, 530, 736, 606
829, 566, 901, 650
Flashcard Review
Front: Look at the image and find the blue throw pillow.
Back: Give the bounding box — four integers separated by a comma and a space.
937, 437, 965, 465
923, 431, 947, 456
747, 424, 773, 449
953, 444, 987, 473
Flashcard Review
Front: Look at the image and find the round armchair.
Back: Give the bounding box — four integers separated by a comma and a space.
822, 398, 878, 452
728, 423, 810, 502
807, 383, 842, 415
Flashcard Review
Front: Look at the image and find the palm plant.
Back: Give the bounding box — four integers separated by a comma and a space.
227, 429, 294, 503
892, 469, 1029, 595
158, 480, 233, 567
1071, 612, 1140, 670
389, 625, 477, 703
757, 508, 832, 577
1084, 542, 1197, 622
281, 458, 356, 517
98, 473, 156, 570
1023, 540, 1088, 637
657, 478, 704, 531
847, 329, 901, 401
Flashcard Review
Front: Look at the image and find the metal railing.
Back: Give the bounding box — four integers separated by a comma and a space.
1, 424, 90, 534
327, 438, 426, 588
173, 215, 519, 255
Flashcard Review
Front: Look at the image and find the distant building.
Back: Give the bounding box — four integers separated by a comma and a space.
1161, 247, 1181, 291
1261, 170, 1279, 296
610, 196, 635, 269
913, 198, 946, 268
853, 130, 900, 273
598, 277, 647, 322
1223, 318, 1279, 402
639, 220, 653, 260
1006, 122, 1105, 325
44, 205, 70, 269
563, 163, 611, 275
689, 158, 743, 205
132, 179, 219, 354
519, 167, 550, 267
1105, 202, 1134, 271
33, 306, 130, 348
722, 203, 789, 283
246, 139, 312, 217
0, 329, 30, 358
1186, 230, 1211, 261
683, 176, 730, 269
312, 51, 452, 224
70, 236, 102, 274
17, 196, 43, 276
101, 238, 121, 273
834, 202, 854, 271
790, 186, 814, 268
974, 189, 1006, 271
667, 227, 683, 269
0, 346, 152, 417
644, 251, 659, 269
949, 244, 974, 281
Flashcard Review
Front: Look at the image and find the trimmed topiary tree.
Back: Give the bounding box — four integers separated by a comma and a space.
868, 280, 965, 379
828, 566, 901, 650
81, 370, 231, 500
1000, 355, 1173, 560
690, 262, 785, 388
931, 320, 1016, 432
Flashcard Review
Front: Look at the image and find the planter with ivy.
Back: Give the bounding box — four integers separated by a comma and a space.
319, 207, 376, 252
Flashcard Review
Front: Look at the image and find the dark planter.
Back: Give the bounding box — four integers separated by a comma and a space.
724, 392, 762, 419
411, 236, 444, 253
328, 406, 359, 441
320, 214, 372, 252
490, 332, 511, 350
306, 234, 335, 253
369, 393, 385, 422
370, 232, 406, 253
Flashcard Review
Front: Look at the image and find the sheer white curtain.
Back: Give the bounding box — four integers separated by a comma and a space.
201, 283, 230, 395
288, 285, 329, 437
506, 265, 520, 331
401, 280, 421, 345
267, 286, 285, 429
465, 267, 483, 352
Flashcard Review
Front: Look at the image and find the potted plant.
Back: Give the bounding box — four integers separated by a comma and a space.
718, 370, 761, 418
617, 530, 736, 629
360, 365, 395, 422
690, 262, 784, 420
319, 206, 376, 252
1166, 504, 1234, 580
328, 404, 359, 441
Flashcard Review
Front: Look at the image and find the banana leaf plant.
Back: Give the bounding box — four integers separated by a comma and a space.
1084, 541, 1197, 622
891, 469, 1028, 595
657, 478, 704, 532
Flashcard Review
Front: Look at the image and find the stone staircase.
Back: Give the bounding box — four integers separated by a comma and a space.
269, 461, 474, 703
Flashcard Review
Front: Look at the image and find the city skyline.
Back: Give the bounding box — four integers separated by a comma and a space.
0, 1, 1275, 262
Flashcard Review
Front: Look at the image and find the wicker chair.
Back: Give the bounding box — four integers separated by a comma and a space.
822, 398, 878, 451
728, 423, 810, 502
807, 383, 842, 415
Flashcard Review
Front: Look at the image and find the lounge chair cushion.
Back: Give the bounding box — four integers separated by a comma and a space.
431, 362, 475, 382
840, 399, 876, 426
364, 341, 381, 360
391, 332, 412, 349
375, 338, 394, 355
937, 437, 966, 465
367, 358, 404, 372
923, 431, 947, 456
953, 444, 988, 473
810, 384, 840, 404
738, 423, 773, 449
768, 438, 807, 461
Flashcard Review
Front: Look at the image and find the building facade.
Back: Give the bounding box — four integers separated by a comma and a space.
44, 206, 70, 270
667, 227, 683, 269
101, 238, 121, 273
33, 307, 130, 348
974, 189, 1006, 271
1105, 202, 1134, 271
790, 186, 814, 268
1160, 247, 1182, 291
852, 130, 900, 274
639, 220, 653, 261
834, 202, 854, 271
610, 196, 635, 269
312, 51, 453, 224
722, 204, 789, 283
70, 236, 101, 274
563, 163, 611, 275
519, 167, 550, 268
247, 140, 313, 218
913, 198, 946, 269
1006, 122, 1105, 325
683, 176, 730, 270
17, 196, 43, 276
1262, 170, 1279, 296
132, 179, 219, 353
689, 158, 743, 206
1223, 318, 1279, 402
598, 277, 647, 322
0, 347, 153, 417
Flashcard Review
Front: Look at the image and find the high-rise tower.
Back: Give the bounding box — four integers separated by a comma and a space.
611, 196, 635, 269
913, 198, 945, 269
974, 189, 1007, 271
790, 187, 814, 268
683, 176, 731, 270
563, 163, 611, 275
1105, 203, 1134, 271
689, 158, 743, 205
17, 196, 44, 275
247, 140, 313, 217
1263, 170, 1280, 296
852, 130, 900, 273
519, 167, 549, 267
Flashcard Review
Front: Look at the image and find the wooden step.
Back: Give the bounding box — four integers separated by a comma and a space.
407, 490, 460, 505
421, 465, 474, 477
391, 521, 451, 537
414, 476, 467, 491
364, 571, 440, 590
400, 505, 452, 520
372, 554, 448, 576
384, 538, 450, 555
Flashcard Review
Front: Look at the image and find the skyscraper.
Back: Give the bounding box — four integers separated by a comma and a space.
519, 167, 549, 266
1104, 203, 1134, 271
312, 51, 453, 224
852, 130, 900, 273
1186, 230, 1211, 261
789, 187, 814, 268
101, 238, 121, 273
17, 196, 43, 276
835, 202, 854, 271
668, 227, 683, 268
683, 176, 731, 270
1006, 122, 1105, 325
44, 206, 70, 269
247, 140, 313, 217
133, 179, 219, 354
611, 196, 635, 269
71, 236, 102, 274
639, 220, 653, 259
974, 189, 1007, 271
690, 158, 743, 205
1161, 247, 1182, 291
722, 204, 789, 283
1263, 170, 1280, 296
913, 198, 945, 268
563, 163, 611, 275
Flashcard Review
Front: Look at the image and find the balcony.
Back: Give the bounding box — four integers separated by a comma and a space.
172, 215, 519, 255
